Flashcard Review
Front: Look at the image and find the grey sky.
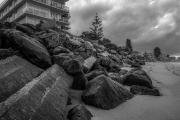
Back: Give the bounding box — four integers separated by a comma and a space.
67, 0, 180, 56
0, 0, 179, 56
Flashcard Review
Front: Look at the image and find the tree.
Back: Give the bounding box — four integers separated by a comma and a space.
154, 47, 161, 59
89, 13, 103, 40
125, 39, 133, 53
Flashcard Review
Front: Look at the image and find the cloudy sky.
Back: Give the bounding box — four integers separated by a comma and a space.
0, 0, 179, 56
67, 0, 180, 56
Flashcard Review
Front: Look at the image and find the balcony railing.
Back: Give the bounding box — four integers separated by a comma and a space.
0, 0, 23, 19
25, 8, 69, 24
32, 0, 69, 12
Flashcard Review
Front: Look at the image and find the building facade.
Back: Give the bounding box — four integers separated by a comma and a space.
0, 0, 70, 30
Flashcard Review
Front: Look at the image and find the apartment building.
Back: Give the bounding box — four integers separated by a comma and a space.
0, 0, 70, 30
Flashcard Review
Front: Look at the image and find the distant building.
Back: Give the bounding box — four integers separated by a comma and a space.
0, 0, 70, 30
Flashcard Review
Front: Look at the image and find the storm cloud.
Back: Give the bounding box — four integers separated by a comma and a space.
67, 0, 180, 55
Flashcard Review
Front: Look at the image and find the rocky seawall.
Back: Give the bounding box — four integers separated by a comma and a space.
0, 22, 160, 120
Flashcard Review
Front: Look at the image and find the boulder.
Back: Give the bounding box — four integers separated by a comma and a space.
83, 56, 97, 71
108, 63, 121, 73
63, 37, 82, 51
0, 64, 73, 120
37, 30, 63, 49
72, 72, 88, 90
68, 105, 93, 120
16, 23, 34, 35
53, 53, 72, 66
82, 75, 134, 110
85, 70, 104, 81
22, 23, 38, 32
99, 57, 111, 68
53, 46, 71, 55
108, 73, 123, 84
131, 62, 141, 68
122, 69, 153, 88
119, 69, 128, 76
0, 56, 43, 102
63, 59, 87, 90
130, 85, 160, 96
63, 59, 82, 75
2, 29, 52, 68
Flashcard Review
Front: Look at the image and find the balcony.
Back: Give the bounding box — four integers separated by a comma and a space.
25, 8, 69, 24
32, 0, 69, 12
0, 0, 24, 20
25, 7, 49, 19
59, 18, 69, 24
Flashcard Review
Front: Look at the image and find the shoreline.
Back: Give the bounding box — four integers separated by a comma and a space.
85, 62, 180, 120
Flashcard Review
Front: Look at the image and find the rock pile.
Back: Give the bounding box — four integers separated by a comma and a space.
0, 22, 160, 120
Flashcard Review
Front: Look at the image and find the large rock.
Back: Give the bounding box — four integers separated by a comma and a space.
83, 56, 97, 70
63, 37, 82, 51
72, 72, 88, 90
0, 56, 43, 102
0, 64, 73, 120
122, 69, 153, 88
85, 70, 104, 81
53, 53, 72, 66
53, 46, 71, 55
63, 59, 87, 90
130, 85, 160, 96
68, 105, 93, 120
37, 30, 63, 49
108, 73, 123, 84
16, 23, 34, 35
63, 59, 82, 75
82, 75, 134, 110
1, 29, 52, 68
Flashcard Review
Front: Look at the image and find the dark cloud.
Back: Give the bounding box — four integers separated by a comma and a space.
67, 0, 180, 55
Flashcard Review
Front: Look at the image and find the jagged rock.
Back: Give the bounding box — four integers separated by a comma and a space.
85, 70, 104, 81
90, 57, 111, 71
133, 69, 152, 80
108, 73, 123, 84
99, 57, 111, 68
16, 23, 34, 35
108, 54, 122, 65
0, 49, 19, 59
0, 55, 43, 102
83, 56, 97, 70
72, 55, 85, 64
53, 53, 72, 66
63, 59, 87, 90
37, 30, 64, 49
130, 85, 160, 96
82, 66, 89, 74
131, 62, 141, 68
1, 29, 52, 68
108, 63, 121, 73
82, 75, 134, 110
109, 50, 117, 54
53, 46, 71, 55
63, 59, 82, 75
22, 23, 37, 32
122, 69, 153, 88
68, 105, 93, 120
119, 69, 128, 76
0, 64, 73, 120
63, 37, 82, 51
137, 60, 145, 65
72, 72, 88, 90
